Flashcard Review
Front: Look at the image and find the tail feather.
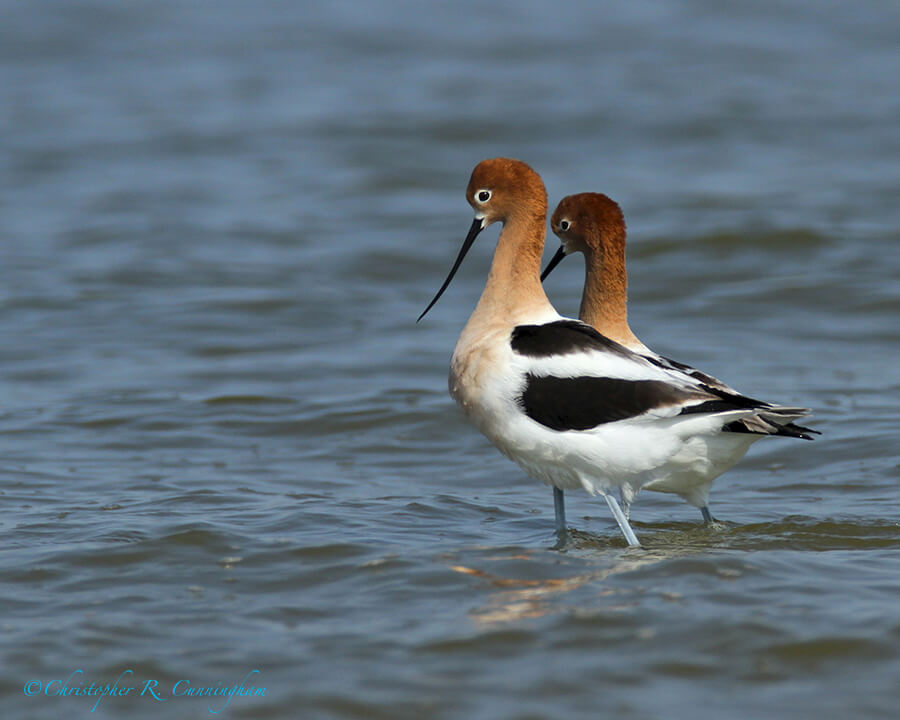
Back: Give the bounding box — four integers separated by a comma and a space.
772, 420, 820, 440
758, 406, 812, 420
653, 354, 819, 442
725, 411, 819, 440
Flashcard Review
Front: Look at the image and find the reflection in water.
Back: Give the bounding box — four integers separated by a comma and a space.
447, 517, 900, 626
447, 538, 699, 626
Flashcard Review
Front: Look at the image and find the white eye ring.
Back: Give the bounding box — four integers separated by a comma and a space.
559, 219, 570, 231
476, 189, 491, 203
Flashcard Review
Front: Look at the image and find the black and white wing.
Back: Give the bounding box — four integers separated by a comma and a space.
508, 320, 803, 435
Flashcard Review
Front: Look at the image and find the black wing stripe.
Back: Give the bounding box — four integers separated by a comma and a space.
511, 320, 632, 358
678, 396, 762, 416
518, 374, 690, 431
651, 354, 725, 388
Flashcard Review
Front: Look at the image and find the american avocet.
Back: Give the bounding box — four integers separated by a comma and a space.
418, 160, 811, 547
542, 192, 818, 524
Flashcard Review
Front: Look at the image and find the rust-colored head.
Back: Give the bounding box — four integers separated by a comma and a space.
465, 158, 548, 228
541, 192, 627, 282
418, 158, 547, 322
550, 192, 626, 255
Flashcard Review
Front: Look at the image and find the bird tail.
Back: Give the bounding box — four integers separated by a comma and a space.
735, 406, 820, 440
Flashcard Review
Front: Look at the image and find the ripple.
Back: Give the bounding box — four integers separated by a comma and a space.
3, 2, 900, 718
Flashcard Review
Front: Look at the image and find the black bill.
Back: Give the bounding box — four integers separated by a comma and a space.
417, 217, 485, 322
540, 245, 568, 282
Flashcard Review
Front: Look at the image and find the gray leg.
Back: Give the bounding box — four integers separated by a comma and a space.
700, 506, 714, 524
553, 487, 566, 534
619, 488, 632, 521
604, 494, 641, 547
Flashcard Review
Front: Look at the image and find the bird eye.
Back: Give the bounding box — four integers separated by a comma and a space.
476, 190, 491, 203
559, 219, 570, 231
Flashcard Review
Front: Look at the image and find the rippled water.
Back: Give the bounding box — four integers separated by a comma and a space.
2, 1, 899, 718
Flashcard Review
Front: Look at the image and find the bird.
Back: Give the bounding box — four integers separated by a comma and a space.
417, 160, 815, 547
541, 191, 819, 524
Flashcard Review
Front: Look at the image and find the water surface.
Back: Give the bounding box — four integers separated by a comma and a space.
2, 1, 899, 718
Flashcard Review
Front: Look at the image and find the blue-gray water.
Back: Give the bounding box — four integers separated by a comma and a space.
2, 2, 899, 718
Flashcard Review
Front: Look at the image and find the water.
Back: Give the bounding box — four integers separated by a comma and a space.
2, 1, 899, 718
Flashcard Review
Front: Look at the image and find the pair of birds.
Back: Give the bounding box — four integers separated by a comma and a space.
418, 158, 816, 547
